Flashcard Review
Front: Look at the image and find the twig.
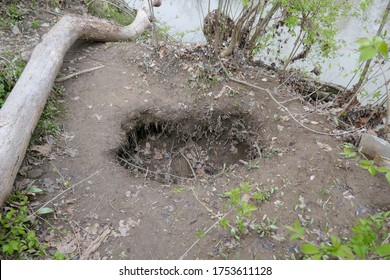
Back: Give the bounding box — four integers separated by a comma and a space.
323, 195, 331, 210
80, 226, 111, 260
91, 193, 106, 214
219, 59, 364, 137
40, 9, 62, 16
29, 168, 104, 218
108, 196, 125, 213
56, 65, 105, 82
179, 209, 233, 260
190, 186, 214, 215
70, 220, 90, 235
68, 220, 82, 258
51, 162, 65, 183
180, 151, 197, 178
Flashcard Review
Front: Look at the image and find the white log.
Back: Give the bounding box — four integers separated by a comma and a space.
0, 0, 162, 205
359, 133, 390, 159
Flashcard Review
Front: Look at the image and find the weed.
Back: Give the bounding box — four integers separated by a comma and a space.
339, 143, 359, 158
223, 182, 257, 238
339, 142, 390, 184
0, 51, 26, 107
87, 1, 135, 26
172, 187, 185, 193
53, 250, 66, 260
246, 160, 260, 171
320, 188, 331, 196
0, 192, 46, 259
254, 215, 278, 237
32, 20, 40, 28
31, 84, 66, 144
360, 159, 390, 184
0, 3, 25, 30
286, 212, 390, 259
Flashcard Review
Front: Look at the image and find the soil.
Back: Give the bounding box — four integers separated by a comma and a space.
2, 2, 390, 260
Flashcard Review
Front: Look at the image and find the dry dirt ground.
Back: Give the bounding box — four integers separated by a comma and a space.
16, 40, 390, 260
2, 3, 390, 260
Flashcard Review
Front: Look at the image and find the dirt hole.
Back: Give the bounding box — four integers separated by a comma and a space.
116, 107, 264, 182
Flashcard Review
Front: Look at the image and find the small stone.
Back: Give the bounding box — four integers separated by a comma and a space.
27, 168, 44, 179
12, 25, 21, 35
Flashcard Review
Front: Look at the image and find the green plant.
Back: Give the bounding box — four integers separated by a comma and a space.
285, 219, 306, 241
338, 142, 390, 185
339, 143, 359, 158
53, 250, 66, 260
0, 192, 46, 259
32, 20, 40, 28
287, 211, 390, 259
0, 52, 26, 108
360, 159, 390, 184
356, 36, 389, 61
87, 1, 135, 26
254, 215, 278, 237
246, 160, 260, 170
32, 84, 66, 144
224, 182, 257, 238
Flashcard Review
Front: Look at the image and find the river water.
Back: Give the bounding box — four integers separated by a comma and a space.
127, 0, 390, 100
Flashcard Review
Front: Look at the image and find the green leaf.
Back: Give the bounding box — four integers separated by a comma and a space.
374, 37, 389, 59
219, 218, 228, 229
356, 37, 373, 47
36, 207, 54, 215
368, 166, 377, 176
352, 244, 368, 259
376, 167, 390, 173
336, 245, 354, 259
386, 172, 390, 184
359, 46, 378, 61
331, 236, 342, 248
360, 160, 373, 169
290, 233, 300, 241
312, 254, 323, 260
301, 244, 320, 255
26, 187, 43, 193
285, 225, 296, 232
377, 244, 390, 257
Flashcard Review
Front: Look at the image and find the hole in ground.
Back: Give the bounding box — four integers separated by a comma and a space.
116, 107, 264, 182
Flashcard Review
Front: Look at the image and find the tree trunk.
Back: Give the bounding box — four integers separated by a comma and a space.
0, 0, 162, 206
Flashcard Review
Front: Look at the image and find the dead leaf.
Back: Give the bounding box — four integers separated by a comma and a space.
316, 141, 332, 152
57, 238, 77, 254
29, 143, 52, 156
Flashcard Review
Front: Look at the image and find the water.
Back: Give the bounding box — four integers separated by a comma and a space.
127, 0, 390, 99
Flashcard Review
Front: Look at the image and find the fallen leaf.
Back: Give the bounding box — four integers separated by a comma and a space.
37, 207, 55, 215
316, 141, 332, 152
29, 143, 52, 156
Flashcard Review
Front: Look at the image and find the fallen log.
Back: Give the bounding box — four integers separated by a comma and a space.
0, 0, 162, 206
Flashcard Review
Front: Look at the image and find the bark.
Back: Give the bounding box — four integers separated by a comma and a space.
359, 133, 390, 159
0, 0, 162, 206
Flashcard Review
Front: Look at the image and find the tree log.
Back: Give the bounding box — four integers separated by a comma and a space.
0, 0, 162, 205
